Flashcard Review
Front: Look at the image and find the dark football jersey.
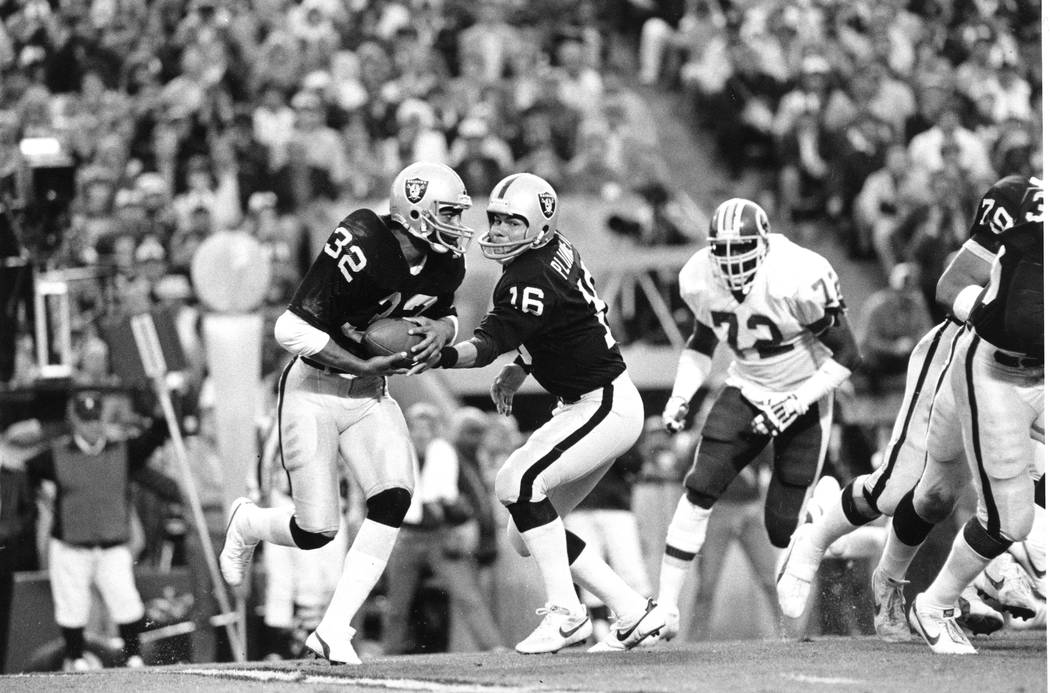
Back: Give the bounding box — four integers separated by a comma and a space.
968, 175, 1041, 254
474, 233, 625, 400
288, 209, 465, 357
970, 183, 1044, 356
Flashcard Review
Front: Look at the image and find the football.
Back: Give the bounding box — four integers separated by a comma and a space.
362, 318, 424, 358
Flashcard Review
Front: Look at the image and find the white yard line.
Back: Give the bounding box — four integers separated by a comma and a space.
783, 673, 866, 685
179, 668, 560, 692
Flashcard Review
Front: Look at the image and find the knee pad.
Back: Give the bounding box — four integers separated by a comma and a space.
506, 520, 530, 557
366, 487, 412, 528
963, 517, 1013, 559
289, 517, 336, 550
685, 486, 717, 509
844, 478, 880, 526
506, 498, 559, 533
764, 476, 808, 548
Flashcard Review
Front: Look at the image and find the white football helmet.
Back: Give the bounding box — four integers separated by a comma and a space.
389, 162, 474, 254
708, 197, 770, 294
479, 173, 559, 263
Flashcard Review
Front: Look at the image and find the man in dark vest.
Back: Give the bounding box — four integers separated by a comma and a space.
22, 391, 182, 670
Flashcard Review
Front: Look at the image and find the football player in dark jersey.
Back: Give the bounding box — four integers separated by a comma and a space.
420, 173, 665, 654
219, 161, 474, 664
893, 178, 1044, 654
778, 176, 1044, 640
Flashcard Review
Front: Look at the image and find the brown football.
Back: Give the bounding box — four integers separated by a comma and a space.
362, 318, 424, 358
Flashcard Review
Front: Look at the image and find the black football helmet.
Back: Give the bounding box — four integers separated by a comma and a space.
707, 198, 771, 294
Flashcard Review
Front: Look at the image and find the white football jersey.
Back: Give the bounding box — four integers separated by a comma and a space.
679, 233, 843, 394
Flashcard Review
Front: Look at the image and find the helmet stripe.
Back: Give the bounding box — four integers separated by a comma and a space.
731, 199, 745, 231
494, 174, 522, 199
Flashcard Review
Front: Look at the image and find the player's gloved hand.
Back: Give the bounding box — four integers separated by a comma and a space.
491, 363, 527, 416
662, 396, 690, 433
749, 393, 805, 437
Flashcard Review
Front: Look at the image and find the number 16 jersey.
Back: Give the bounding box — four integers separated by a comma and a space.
679, 233, 843, 395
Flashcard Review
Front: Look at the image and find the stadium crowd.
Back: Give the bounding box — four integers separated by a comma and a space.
0, 0, 1041, 670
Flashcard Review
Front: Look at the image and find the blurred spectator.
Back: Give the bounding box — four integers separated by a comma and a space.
907, 103, 994, 185
16, 392, 182, 670
889, 172, 971, 319
553, 38, 604, 119
854, 144, 927, 278
449, 117, 508, 198
457, 3, 518, 84
252, 85, 296, 172
382, 403, 503, 655
854, 263, 932, 394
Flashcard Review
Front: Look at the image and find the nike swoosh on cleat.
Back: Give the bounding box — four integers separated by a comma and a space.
985, 571, 1006, 590
911, 606, 940, 646
616, 599, 657, 642
558, 619, 588, 639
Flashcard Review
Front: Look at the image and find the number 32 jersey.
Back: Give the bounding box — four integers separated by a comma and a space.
288, 209, 465, 358
679, 233, 843, 394
474, 233, 625, 400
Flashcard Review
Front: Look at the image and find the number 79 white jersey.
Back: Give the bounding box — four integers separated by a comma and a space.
679, 233, 843, 394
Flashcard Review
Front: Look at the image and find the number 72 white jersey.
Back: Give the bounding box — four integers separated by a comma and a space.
679, 234, 844, 394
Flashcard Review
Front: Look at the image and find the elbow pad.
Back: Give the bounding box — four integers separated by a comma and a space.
793, 359, 852, 409
274, 311, 330, 357
670, 349, 713, 403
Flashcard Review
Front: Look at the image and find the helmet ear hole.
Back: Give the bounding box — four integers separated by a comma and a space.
410, 210, 420, 219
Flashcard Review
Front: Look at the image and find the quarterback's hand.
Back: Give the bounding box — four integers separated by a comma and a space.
491, 363, 527, 416
662, 396, 690, 433
406, 316, 453, 365
749, 393, 805, 437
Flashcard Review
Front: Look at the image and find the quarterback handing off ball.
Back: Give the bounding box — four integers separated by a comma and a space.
362, 318, 424, 363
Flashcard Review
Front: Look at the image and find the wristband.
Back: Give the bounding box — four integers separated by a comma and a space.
437, 346, 459, 369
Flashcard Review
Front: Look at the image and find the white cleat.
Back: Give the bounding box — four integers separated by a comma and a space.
305, 626, 362, 665
871, 567, 911, 642
124, 655, 146, 668
515, 603, 592, 654
908, 593, 976, 654
777, 523, 820, 619
776, 477, 839, 619
658, 602, 680, 641
976, 560, 1042, 620
219, 497, 259, 587
956, 584, 1004, 635
1007, 539, 1046, 598
587, 598, 666, 652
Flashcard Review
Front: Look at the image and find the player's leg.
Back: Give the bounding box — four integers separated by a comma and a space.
562, 510, 608, 634
769, 395, 831, 623
308, 389, 415, 664
495, 374, 645, 653
220, 362, 342, 586
95, 544, 147, 666
48, 539, 95, 670
910, 338, 1041, 654
658, 387, 767, 633
777, 323, 958, 616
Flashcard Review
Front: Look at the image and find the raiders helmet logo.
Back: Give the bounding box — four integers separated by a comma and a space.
405, 178, 429, 204
538, 192, 556, 219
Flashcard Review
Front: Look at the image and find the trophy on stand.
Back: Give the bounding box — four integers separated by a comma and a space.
190, 229, 272, 659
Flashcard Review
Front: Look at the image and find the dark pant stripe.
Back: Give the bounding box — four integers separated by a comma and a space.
515, 384, 614, 504
871, 320, 952, 502
276, 358, 296, 493
965, 335, 1000, 535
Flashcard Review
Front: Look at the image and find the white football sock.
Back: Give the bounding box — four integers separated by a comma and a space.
520, 517, 580, 609
243, 504, 296, 547
877, 528, 921, 582
658, 496, 711, 606
571, 544, 645, 619
926, 528, 991, 610
318, 520, 398, 634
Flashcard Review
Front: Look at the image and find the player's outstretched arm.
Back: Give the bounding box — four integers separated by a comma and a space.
663, 320, 717, 433
407, 315, 458, 365
936, 245, 992, 321
274, 310, 409, 376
